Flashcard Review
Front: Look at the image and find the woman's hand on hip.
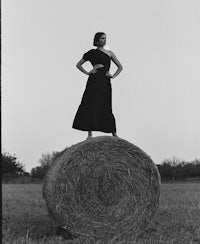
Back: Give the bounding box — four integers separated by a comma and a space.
106, 71, 113, 78
88, 68, 97, 75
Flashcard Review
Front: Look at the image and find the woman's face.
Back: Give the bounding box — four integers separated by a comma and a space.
98, 34, 106, 46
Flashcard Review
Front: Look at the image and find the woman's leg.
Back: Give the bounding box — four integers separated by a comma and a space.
87, 131, 93, 139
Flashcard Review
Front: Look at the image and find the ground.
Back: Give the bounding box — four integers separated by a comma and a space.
2, 183, 200, 244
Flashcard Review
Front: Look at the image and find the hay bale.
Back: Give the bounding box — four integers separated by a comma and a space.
43, 136, 161, 243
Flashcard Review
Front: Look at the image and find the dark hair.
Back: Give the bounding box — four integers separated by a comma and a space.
93, 32, 106, 46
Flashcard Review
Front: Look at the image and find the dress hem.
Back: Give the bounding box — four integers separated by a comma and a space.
72, 127, 116, 133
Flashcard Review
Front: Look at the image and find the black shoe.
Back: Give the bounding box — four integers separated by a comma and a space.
86, 136, 93, 140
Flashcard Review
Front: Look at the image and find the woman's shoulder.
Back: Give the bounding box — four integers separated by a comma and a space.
82, 49, 95, 61
86, 48, 96, 53
107, 50, 118, 59
84, 49, 96, 56
83, 49, 95, 54
107, 50, 114, 56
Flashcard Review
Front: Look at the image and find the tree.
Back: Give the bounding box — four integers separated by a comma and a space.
31, 151, 60, 180
161, 157, 181, 181
187, 159, 200, 178
158, 162, 173, 180
2, 151, 25, 178
158, 157, 200, 181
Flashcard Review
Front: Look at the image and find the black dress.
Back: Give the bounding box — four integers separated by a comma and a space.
72, 48, 116, 133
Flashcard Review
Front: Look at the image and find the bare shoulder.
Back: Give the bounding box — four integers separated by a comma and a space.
108, 50, 118, 59
108, 50, 119, 60
108, 50, 123, 67
108, 50, 115, 56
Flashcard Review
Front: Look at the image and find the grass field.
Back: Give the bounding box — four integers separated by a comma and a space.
2, 183, 200, 244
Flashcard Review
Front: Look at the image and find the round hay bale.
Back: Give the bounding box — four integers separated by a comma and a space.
43, 136, 161, 243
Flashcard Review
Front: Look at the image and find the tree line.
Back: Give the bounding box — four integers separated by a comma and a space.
2, 151, 29, 182
157, 157, 200, 181
2, 150, 200, 182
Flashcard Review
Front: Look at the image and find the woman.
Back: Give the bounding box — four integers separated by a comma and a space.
72, 32, 123, 140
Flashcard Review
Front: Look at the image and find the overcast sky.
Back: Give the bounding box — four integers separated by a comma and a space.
2, 0, 200, 172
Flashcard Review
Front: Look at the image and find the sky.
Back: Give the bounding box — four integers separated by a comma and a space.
2, 0, 200, 172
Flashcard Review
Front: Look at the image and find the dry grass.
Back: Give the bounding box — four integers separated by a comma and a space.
2, 182, 200, 243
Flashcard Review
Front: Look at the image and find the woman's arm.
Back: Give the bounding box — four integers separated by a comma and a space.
76, 59, 97, 75
76, 59, 90, 75
109, 51, 123, 79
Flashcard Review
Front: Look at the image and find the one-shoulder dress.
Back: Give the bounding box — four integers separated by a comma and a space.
72, 48, 116, 133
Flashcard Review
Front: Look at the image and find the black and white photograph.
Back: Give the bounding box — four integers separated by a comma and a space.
2, 0, 200, 243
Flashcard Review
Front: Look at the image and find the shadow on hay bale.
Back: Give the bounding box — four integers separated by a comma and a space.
43, 136, 161, 243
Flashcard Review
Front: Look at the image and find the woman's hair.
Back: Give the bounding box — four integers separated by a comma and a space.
93, 32, 106, 46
